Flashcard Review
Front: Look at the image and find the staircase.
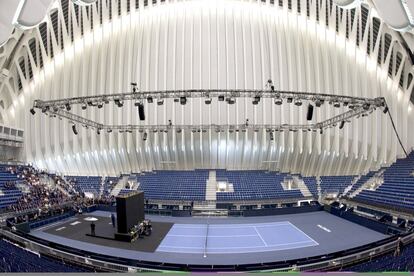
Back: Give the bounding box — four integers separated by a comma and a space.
293, 177, 312, 197
342, 176, 360, 196
98, 177, 106, 197
316, 177, 322, 199
205, 171, 217, 201
111, 176, 129, 196
349, 170, 384, 198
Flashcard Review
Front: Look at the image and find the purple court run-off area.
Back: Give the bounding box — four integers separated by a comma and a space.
157, 221, 318, 254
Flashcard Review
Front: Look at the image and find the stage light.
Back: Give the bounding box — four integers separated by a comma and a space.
131, 82, 137, 86
72, 124, 78, 135
107, 129, 113, 133
320, 128, 323, 134
274, 98, 283, 105
147, 96, 153, 103
168, 120, 172, 126
339, 121, 345, 129
315, 99, 322, 107
180, 96, 187, 105
270, 132, 274, 141
65, 103, 71, 111
333, 101, 341, 108
81, 103, 87, 110
287, 97, 293, 103
97, 102, 103, 109
252, 96, 260, 105
218, 95, 225, 101
42, 106, 49, 113
307, 104, 314, 121
383, 106, 389, 114
177, 128, 182, 133
227, 97, 235, 104
174, 98, 180, 103
157, 98, 164, 105
103, 98, 110, 104
87, 101, 94, 106
205, 98, 212, 104
363, 103, 370, 110
30, 108, 36, 115
117, 100, 124, 107
97, 128, 101, 135
294, 99, 302, 106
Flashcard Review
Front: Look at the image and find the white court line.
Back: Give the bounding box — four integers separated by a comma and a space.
158, 240, 315, 250
253, 226, 268, 247
173, 222, 291, 229
55, 227, 66, 231
168, 234, 258, 238
35, 218, 76, 231
70, 221, 81, 226
286, 222, 319, 246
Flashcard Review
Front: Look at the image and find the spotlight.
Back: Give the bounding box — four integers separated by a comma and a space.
65, 103, 71, 111
333, 101, 341, 108
30, 108, 36, 115
252, 96, 260, 105
180, 96, 187, 105
131, 82, 137, 86
269, 132, 274, 141
168, 120, 172, 126
363, 103, 370, 110
294, 99, 302, 106
42, 106, 49, 113
81, 103, 87, 110
107, 129, 113, 133
177, 128, 182, 133
157, 98, 164, 105
274, 98, 283, 105
103, 98, 110, 104
147, 96, 153, 103
227, 97, 235, 104
72, 124, 78, 135
287, 97, 293, 103
87, 101, 94, 106
383, 106, 389, 114
97, 128, 101, 135
315, 99, 322, 107
205, 98, 212, 104
117, 100, 123, 107
97, 102, 103, 109
339, 121, 345, 129
320, 128, 323, 134
218, 95, 225, 101
174, 98, 180, 103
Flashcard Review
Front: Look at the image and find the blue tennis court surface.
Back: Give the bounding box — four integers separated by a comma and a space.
157, 221, 319, 254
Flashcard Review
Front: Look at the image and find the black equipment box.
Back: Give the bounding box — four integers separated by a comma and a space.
116, 191, 145, 234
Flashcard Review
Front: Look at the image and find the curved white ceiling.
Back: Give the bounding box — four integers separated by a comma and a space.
334, 0, 414, 31
0, 0, 97, 46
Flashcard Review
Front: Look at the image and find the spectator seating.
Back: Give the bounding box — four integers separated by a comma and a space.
66, 176, 102, 196
345, 241, 414, 272
320, 175, 355, 195
0, 239, 86, 272
102, 176, 120, 197
345, 171, 377, 197
137, 170, 208, 201
303, 177, 318, 197
216, 170, 303, 201
354, 152, 414, 211
0, 169, 22, 209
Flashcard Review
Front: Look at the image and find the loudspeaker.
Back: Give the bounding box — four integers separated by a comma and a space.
72, 125, 78, 135
307, 104, 314, 121
138, 104, 145, 121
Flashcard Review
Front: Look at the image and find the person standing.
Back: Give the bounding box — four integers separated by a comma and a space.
90, 222, 96, 236
111, 213, 116, 228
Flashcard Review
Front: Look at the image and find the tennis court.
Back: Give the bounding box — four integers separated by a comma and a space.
157, 221, 319, 254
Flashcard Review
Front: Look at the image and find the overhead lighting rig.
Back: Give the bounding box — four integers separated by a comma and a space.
32, 88, 388, 137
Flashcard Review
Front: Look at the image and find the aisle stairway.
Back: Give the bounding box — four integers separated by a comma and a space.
205, 171, 217, 201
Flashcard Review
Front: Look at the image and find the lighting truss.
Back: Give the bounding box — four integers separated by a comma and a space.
32, 89, 387, 133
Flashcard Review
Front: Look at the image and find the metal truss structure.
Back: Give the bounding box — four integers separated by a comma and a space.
33, 89, 387, 133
